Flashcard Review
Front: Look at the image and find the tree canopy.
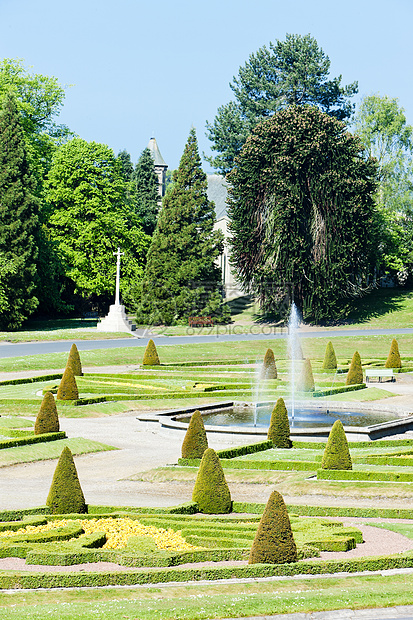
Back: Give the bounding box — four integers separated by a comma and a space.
228, 105, 379, 323
45, 138, 149, 310
132, 147, 160, 235
206, 34, 358, 173
136, 128, 228, 325
0, 91, 40, 328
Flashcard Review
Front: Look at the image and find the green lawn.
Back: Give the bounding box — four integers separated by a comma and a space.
0, 437, 116, 466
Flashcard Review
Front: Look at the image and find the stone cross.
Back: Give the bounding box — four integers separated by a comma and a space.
113, 247, 124, 306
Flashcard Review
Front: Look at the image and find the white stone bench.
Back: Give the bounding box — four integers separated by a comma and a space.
365, 368, 396, 383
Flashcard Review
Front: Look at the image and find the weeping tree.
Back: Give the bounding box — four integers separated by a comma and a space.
228, 105, 380, 323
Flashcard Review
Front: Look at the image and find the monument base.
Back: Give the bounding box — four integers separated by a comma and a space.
96, 304, 136, 333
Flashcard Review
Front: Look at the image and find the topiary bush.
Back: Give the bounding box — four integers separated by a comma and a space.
301, 358, 315, 391
249, 490, 297, 564
56, 366, 79, 400
46, 447, 87, 514
346, 351, 363, 386
192, 448, 232, 514
385, 338, 402, 368
142, 339, 160, 366
261, 348, 277, 379
34, 392, 60, 435
321, 420, 352, 470
267, 398, 291, 448
181, 410, 208, 459
322, 341, 337, 370
66, 343, 83, 376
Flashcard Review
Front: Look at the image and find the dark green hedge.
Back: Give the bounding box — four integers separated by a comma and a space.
313, 383, 366, 397
317, 469, 413, 482
0, 431, 66, 449
2, 552, 413, 589
0, 374, 62, 386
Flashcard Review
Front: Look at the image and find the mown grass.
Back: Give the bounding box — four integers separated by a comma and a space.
0, 572, 412, 619
0, 437, 116, 467
0, 317, 134, 342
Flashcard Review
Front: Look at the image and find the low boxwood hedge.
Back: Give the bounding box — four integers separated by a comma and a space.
0, 431, 66, 450
317, 469, 413, 482
0, 374, 62, 386
313, 383, 366, 397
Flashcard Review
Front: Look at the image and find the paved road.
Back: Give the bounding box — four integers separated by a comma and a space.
2, 327, 413, 358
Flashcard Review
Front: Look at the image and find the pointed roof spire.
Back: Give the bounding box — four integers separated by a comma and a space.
147, 137, 167, 167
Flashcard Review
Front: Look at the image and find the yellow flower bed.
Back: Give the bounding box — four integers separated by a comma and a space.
0, 517, 198, 551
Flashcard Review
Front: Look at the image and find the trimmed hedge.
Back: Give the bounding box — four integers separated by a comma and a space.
0, 374, 62, 386
267, 398, 291, 448
0, 431, 66, 450
317, 469, 413, 482
313, 383, 366, 397
46, 447, 87, 514
249, 491, 297, 564
321, 420, 352, 470
181, 410, 208, 459
178, 458, 320, 471
192, 449, 232, 514
34, 392, 59, 435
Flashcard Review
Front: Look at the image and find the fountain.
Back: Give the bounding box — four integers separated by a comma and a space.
287, 302, 301, 427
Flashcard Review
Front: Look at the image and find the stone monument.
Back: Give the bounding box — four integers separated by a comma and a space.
96, 248, 136, 333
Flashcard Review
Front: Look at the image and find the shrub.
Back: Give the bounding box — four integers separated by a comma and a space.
66, 343, 83, 376
321, 420, 352, 470
346, 351, 363, 385
288, 339, 304, 360
192, 448, 232, 514
261, 348, 277, 379
249, 490, 297, 564
385, 338, 402, 368
181, 410, 208, 459
142, 339, 160, 365
46, 447, 87, 514
267, 398, 291, 448
301, 358, 315, 391
34, 392, 60, 435
322, 341, 337, 370
56, 366, 79, 400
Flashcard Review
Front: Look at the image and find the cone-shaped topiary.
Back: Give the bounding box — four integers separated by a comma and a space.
346, 351, 363, 385
46, 447, 86, 514
301, 358, 315, 391
321, 420, 352, 470
192, 448, 232, 514
261, 348, 277, 379
322, 341, 337, 370
288, 339, 304, 360
249, 490, 297, 564
385, 338, 402, 369
142, 339, 160, 365
267, 398, 291, 448
181, 410, 208, 459
34, 392, 59, 435
57, 365, 79, 400
66, 343, 83, 376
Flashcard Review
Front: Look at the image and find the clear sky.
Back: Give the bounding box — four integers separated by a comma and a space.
1, 0, 412, 171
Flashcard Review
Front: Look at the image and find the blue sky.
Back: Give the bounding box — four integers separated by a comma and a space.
1, 0, 412, 170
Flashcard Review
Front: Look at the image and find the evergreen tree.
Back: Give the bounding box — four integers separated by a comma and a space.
346, 351, 363, 385
181, 410, 208, 459
34, 392, 59, 435
132, 147, 160, 235
46, 446, 86, 514
117, 149, 134, 182
136, 129, 229, 325
385, 338, 402, 368
267, 398, 291, 448
0, 91, 40, 329
192, 448, 232, 514
323, 341, 337, 370
321, 420, 352, 470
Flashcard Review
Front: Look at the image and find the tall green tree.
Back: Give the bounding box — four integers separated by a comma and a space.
136, 128, 228, 325
206, 34, 358, 174
132, 147, 160, 235
45, 138, 150, 311
228, 105, 379, 323
354, 94, 413, 283
0, 91, 40, 328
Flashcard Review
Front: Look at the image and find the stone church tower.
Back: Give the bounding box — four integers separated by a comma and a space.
147, 137, 168, 198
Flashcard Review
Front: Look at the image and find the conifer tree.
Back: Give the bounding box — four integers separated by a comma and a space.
46, 446, 86, 514
385, 338, 402, 368
267, 397, 291, 448
346, 351, 363, 385
261, 348, 277, 379
132, 147, 160, 235
321, 420, 352, 470
322, 341, 337, 370
249, 490, 297, 564
66, 343, 83, 376
181, 410, 208, 459
301, 358, 315, 391
192, 448, 232, 513
57, 365, 79, 400
142, 339, 160, 365
136, 128, 229, 326
34, 392, 59, 435
0, 91, 40, 329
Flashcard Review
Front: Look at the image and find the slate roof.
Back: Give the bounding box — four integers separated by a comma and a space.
207, 174, 228, 220
147, 137, 167, 167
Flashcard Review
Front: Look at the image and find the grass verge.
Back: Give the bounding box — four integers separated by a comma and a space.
0, 437, 116, 467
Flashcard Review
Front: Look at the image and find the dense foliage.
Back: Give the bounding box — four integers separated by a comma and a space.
346, 351, 363, 386
45, 138, 149, 311
136, 129, 229, 325
322, 341, 337, 370
321, 420, 352, 470
385, 338, 402, 368
192, 448, 232, 514
249, 490, 297, 564
132, 147, 160, 235
267, 398, 291, 448
66, 343, 83, 376
181, 410, 208, 459
228, 105, 379, 323
142, 339, 160, 365
34, 392, 59, 435
206, 34, 358, 173
46, 447, 86, 514
261, 348, 277, 379
57, 365, 79, 400
0, 92, 40, 328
